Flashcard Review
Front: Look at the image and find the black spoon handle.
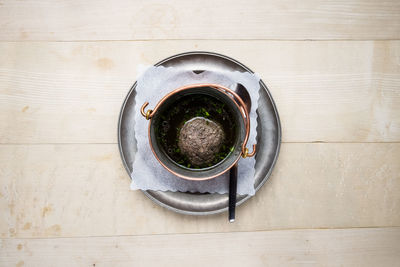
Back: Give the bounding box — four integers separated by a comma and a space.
229, 164, 238, 222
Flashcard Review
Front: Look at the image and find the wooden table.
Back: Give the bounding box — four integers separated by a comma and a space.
1, 1, 399, 266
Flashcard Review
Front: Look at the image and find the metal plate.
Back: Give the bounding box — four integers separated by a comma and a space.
118, 51, 281, 215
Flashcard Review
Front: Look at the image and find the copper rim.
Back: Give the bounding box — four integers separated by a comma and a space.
141, 83, 256, 180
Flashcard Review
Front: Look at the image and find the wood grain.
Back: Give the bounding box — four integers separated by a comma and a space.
0, 0, 399, 41
1, 1, 399, 265
0, 143, 399, 238
0, 41, 399, 144
1, 228, 399, 267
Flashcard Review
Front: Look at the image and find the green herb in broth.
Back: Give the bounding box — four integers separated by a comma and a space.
156, 94, 237, 169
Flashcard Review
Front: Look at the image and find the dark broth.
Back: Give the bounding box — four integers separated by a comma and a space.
155, 94, 237, 169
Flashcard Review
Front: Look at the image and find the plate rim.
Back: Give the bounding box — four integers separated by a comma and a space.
117, 51, 282, 215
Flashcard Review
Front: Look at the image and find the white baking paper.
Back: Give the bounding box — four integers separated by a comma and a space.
130, 65, 260, 196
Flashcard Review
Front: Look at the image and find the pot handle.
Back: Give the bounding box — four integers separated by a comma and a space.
242, 145, 256, 158
140, 102, 153, 120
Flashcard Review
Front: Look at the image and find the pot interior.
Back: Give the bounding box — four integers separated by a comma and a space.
149, 86, 246, 180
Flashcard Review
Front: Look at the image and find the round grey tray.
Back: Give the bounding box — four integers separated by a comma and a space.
118, 52, 281, 215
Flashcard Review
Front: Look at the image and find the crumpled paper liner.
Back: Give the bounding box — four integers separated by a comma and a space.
130, 66, 260, 196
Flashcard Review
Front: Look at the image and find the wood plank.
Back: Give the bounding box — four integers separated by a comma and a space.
0, 0, 399, 41
0, 143, 399, 238
0, 41, 399, 143
1, 228, 399, 267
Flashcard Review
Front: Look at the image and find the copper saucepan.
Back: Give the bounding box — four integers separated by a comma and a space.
140, 83, 256, 180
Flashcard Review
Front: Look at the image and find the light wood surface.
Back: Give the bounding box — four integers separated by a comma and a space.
1, 228, 400, 267
0, 0, 399, 41
0, 143, 399, 238
0, 41, 399, 143
1, 0, 399, 266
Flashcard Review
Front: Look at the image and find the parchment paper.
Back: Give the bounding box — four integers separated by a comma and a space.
130, 66, 260, 196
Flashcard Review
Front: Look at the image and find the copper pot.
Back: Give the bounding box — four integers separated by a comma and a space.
140, 83, 256, 181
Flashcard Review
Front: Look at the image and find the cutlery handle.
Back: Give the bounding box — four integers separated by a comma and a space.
229, 164, 238, 222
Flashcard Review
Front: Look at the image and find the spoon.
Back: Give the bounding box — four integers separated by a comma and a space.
229, 83, 252, 222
